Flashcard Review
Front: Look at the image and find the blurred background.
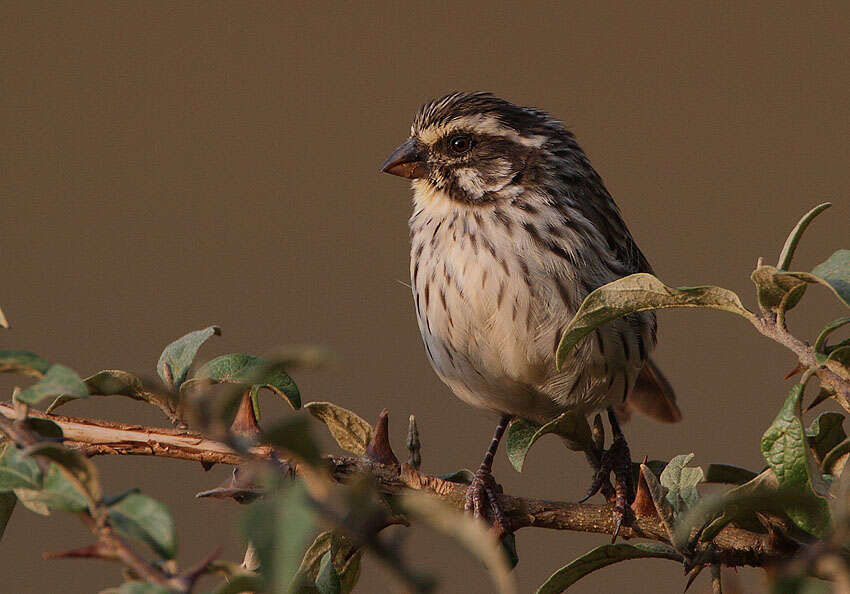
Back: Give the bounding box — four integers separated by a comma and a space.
3, 2, 849, 592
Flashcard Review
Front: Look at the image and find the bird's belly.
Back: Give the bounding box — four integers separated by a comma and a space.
411, 230, 577, 421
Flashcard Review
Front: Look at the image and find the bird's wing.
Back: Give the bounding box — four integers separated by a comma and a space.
581, 192, 654, 275
582, 193, 682, 422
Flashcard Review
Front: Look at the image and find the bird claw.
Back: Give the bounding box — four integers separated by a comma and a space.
580, 435, 634, 542
464, 469, 510, 537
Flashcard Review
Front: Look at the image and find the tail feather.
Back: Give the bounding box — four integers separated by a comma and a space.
623, 358, 681, 423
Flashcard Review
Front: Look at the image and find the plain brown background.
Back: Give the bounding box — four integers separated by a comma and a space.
3, 2, 849, 593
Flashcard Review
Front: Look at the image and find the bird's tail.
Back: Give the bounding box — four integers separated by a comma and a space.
620, 358, 682, 423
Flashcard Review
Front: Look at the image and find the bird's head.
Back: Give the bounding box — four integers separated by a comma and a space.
380, 92, 569, 204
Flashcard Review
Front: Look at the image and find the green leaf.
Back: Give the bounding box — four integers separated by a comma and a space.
827, 346, 850, 369
401, 491, 512, 593
751, 266, 810, 313
0, 444, 42, 491
14, 464, 89, 514
23, 417, 63, 440
84, 369, 143, 396
108, 492, 177, 559
776, 202, 832, 270
438, 469, 475, 484
556, 274, 752, 369
760, 383, 831, 536
822, 438, 850, 475
156, 325, 221, 391
814, 317, 850, 353
241, 483, 317, 593
305, 402, 373, 456
752, 261, 850, 315
49, 369, 144, 413
263, 416, 322, 464
659, 453, 704, 516
0, 492, 16, 540
811, 250, 850, 308
294, 531, 362, 594
210, 573, 265, 594
703, 463, 758, 485
682, 468, 821, 543
316, 551, 342, 594
806, 412, 846, 462
22, 442, 101, 504
193, 353, 300, 410
505, 412, 593, 472
0, 350, 50, 377
535, 543, 681, 593
16, 364, 88, 405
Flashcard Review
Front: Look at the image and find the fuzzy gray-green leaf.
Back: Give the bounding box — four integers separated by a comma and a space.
305, 402, 373, 456
659, 453, 704, 516
16, 364, 88, 405
14, 464, 90, 514
556, 274, 752, 369
806, 412, 846, 462
241, 483, 316, 593
316, 551, 342, 594
295, 531, 362, 594
814, 317, 850, 353
702, 463, 758, 485
23, 442, 101, 504
48, 369, 166, 414
108, 492, 177, 559
194, 353, 300, 409
776, 202, 832, 271
760, 383, 831, 536
535, 542, 681, 593
156, 325, 221, 391
812, 250, 850, 309
751, 266, 810, 312
0, 350, 50, 378
0, 444, 42, 491
263, 416, 321, 464
505, 412, 593, 472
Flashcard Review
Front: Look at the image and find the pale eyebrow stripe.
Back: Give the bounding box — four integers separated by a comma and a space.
418, 114, 546, 148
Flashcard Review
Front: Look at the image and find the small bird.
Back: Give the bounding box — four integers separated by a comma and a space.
380, 92, 680, 537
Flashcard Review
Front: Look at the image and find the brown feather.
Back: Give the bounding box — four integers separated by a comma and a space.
624, 358, 682, 423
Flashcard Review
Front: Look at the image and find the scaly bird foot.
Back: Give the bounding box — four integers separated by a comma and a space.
579, 435, 634, 542
464, 469, 510, 537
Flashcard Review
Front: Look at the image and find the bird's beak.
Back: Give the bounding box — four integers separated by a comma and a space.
380, 137, 429, 179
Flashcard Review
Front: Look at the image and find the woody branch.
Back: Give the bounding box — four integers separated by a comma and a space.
0, 403, 792, 569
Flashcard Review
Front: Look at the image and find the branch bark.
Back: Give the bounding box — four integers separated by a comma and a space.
0, 404, 791, 569
750, 311, 850, 411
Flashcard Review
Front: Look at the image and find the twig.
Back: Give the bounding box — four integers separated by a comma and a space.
749, 312, 850, 411
0, 404, 792, 569
712, 564, 722, 594
0, 406, 178, 590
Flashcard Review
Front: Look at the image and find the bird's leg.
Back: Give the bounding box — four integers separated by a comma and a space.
464, 414, 512, 537
580, 407, 634, 541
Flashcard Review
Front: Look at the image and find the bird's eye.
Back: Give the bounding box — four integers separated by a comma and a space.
448, 134, 473, 155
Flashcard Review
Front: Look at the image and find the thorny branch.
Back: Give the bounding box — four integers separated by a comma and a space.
0, 403, 182, 590
0, 403, 796, 571
749, 310, 850, 411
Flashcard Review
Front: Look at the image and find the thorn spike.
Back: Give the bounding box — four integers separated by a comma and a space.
363, 409, 399, 466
